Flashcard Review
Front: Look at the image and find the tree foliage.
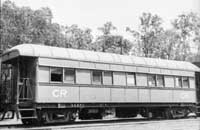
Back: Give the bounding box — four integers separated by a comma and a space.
172, 12, 200, 60
127, 12, 200, 61
0, 0, 64, 49
1, 0, 200, 61
127, 13, 164, 58
64, 25, 93, 50
93, 22, 133, 54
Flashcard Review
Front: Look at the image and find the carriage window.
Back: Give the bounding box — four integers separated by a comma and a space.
148, 74, 156, 87
127, 73, 136, 86
157, 75, 164, 87
164, 76, 175, 88
136, 73, 147, 86
1, 64, 12, 81
103, 71, 113, 85
51, 67, 63, 82
76, 69, 91, 84
92, 70, 102, 84
175, 76, 182, 88
182, 77, 189, 88
64, 68, 75, 83
189, 78, 195, 89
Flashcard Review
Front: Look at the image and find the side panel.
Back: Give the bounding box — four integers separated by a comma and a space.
35, 85, 196, 104
150, 89, 173, 102
38, 66, 50, 82
35, 85, 79, 103
79, 87, 110, 102
110, 88, 125, 102
189, 77, 195, 89
138, 89, 150, 102
173, 90, 196, 103
124, 88, 138, 102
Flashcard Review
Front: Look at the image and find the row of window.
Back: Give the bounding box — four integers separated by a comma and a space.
39, 66, 193, 89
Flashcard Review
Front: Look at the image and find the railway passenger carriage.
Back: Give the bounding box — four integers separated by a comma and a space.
0, 44, 199, 124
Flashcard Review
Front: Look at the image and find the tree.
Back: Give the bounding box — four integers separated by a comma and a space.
0, 0, 65, 49
31, 7, 53, 44
93, 22, 133, 54
108, 35, 133, 54
172, 12, 200, 60
157, 30, 180, 60
64, 24, 93, 50
94, 22, 116, 52
1, 0, 19, 49
127, 13, 164, 58
44, 23, 65, 47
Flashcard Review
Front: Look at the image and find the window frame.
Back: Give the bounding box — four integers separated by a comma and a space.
50, 67, 63, 83
113, 72, 127, 86
126, 72, 136, 86
92, 70, 103, 85
63, 68, 76, 84
147, 74, 156, 87
156, 75, 165, 87
76, 69, 92, 84
182, 76, 190, 88
174, 76, 182, 88
103, 71, 113, 85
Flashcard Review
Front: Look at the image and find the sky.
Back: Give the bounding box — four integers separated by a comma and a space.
5, 0, 200, 38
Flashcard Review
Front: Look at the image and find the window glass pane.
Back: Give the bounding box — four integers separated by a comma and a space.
51, 67, 63, 82
92, 71, 102, 84
182, 77, 189, 88
157, 75, 164, 87
175, 76, 182, 88
127, 73, 135, 86
64, 68, 75, 83
103, 71, 112, 85
148, 74, 156, 87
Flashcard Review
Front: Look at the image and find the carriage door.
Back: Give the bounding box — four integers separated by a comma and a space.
18, 57, 35, 102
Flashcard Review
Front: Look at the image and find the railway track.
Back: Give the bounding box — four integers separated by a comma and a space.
0, 117, 199, 130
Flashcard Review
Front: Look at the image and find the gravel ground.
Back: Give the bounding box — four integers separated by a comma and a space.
0, 113, 21, 126
0, 118, 200, 130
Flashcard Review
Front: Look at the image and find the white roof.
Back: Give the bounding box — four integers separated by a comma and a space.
2, 44, 200, 72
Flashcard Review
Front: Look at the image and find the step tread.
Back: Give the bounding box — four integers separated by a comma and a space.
19, 108, 36, 111
21, 116, 37, 119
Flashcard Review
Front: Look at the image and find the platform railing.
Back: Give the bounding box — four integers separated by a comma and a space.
0, 80, 13, 104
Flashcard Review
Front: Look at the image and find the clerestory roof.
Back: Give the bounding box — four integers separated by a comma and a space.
2, 44, 200, 72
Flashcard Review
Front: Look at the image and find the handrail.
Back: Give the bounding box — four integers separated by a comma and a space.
19, 78, 33, 101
